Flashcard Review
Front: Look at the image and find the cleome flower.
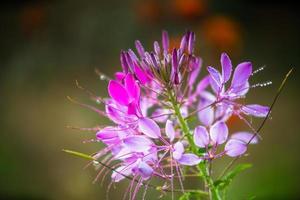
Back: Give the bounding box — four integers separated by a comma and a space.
193, 121, 258, 159
68, 30, 273, 200
197, 53, 270, 129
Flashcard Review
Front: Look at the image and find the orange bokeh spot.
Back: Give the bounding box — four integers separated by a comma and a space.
169, 36, 181, 50
226, 114, 241, 128
20, 4, 46, 37
173, 0, 207, 19
135, 0, 161, 23
203, 16, 242, 52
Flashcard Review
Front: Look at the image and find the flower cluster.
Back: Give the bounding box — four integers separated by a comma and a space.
75, 31, 270, 199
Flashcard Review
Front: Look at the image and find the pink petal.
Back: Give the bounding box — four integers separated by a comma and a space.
197, 97, 215, 126
120, 51, 129, 73
96, 127, 119, 145
210, 121, 228, 145
173, 142, 184, 160
138, 117, 161, 138
154, 41, 161, 55
225, 139, 247, 157
162, 30, 169, 52
125, 52, 134, 71
241, 104, 269, 118
165, 120, 175, 142
209, 75, 221, 94
177, 153, 201, 166
180, 32, 188, 51
231, 62, 252, 88
188, 32, 195, 54
143, 147, 158, 162
194, 126, 210, 148
152, 108, 169, 123
135, 40, 145, 57
123, 136, 153, 152
134, 64, 150, 84
198, 107, 214, 126
114, 72, 126, 81
171, 49, 180, 84
196, 75, 210, 94
105, 100, 127, 124
127, 101, 137, 115
125, 74, 140, 100
215, 104, 230, 120
96, 127, 118, 140
113, 146, 133, 159
108, 80, 130, 105
128, 49, 138, 63
137, 161, 153, 179
180, 106, 189, 118
105, 105, 122, 124
111, 165, 133, 182
200, 91, 217, 102
229, 81, 249, 97
188, 57, 202, 87
140, 97, 151, 117
221, 52, 232, 83
231, 132, 258, 144
207, 66, 222, 88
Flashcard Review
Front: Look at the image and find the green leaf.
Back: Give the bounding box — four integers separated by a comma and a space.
62, 149, 94, 160
179, 191, 207, 200
179, 193, 189, 200
179, 193, 190, 200
215, 163, 252, 190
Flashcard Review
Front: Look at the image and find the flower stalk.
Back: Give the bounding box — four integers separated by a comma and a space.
167, 88, 196, 152
168, 86, 222, 200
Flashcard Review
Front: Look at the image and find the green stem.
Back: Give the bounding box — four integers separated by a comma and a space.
198, 163, 221, 200
167, 88, 221, 200
169, 92, 196, 152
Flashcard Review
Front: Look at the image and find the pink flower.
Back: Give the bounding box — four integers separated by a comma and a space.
193, 121, 258, 158
69, 30, 272, 200
204, 53, 270, 119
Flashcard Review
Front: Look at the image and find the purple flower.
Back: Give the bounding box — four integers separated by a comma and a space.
171, 141, 201, 166
112, 158, 154, 182
69, 30, 272, 200
225, 132, 258, 157
123, 135, 154, 152
194, 121, 228, 148
207, 53, 251, 98
193, 122, 258, 158
204, 53, 269, 121
138, 117, 162, 139
177, 153, 202, 166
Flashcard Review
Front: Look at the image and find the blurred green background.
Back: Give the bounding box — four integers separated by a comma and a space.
0, 0, 299, 199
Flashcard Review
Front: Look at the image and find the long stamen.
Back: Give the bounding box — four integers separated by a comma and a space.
95, 68, 112, 81
251, 81, 272, 88
67, 96, 107, 117
251, 65, 266, 76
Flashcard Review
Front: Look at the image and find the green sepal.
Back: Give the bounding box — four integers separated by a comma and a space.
62, 149, 94, 160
